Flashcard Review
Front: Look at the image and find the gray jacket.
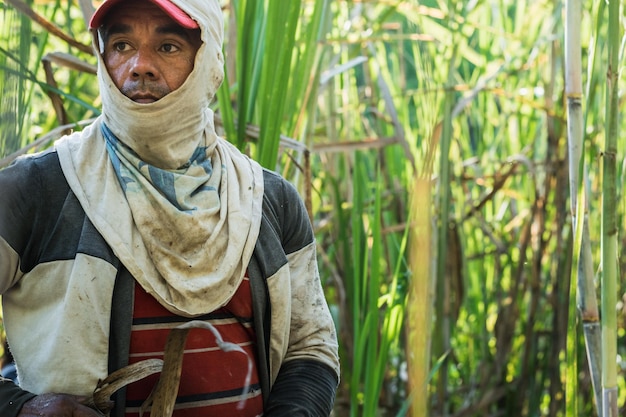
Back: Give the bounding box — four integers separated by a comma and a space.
0, 149, 339, 416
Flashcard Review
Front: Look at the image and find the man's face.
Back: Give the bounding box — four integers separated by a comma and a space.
100, 0, 202, 104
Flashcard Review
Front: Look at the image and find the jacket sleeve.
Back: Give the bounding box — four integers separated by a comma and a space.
269, 175, 340, 415
264, 360, 338, 417
252, 170, 341, 414
0, 158, 38, 416
0, 156, 38, 294
0, 378, 36, 417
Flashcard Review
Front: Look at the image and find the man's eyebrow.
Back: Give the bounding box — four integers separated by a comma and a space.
105, 23, 132, 36
156, 24, 197, 42
99, 23, 130, 47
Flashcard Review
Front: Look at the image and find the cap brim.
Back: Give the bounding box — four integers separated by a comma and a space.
89, 0, 199, 29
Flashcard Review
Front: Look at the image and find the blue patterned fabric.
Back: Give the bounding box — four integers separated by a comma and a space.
102, 123, 217, 212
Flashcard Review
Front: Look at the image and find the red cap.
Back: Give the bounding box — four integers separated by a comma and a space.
89, 0, 199, 29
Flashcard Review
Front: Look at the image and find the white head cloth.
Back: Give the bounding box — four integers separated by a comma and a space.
56, 0, 264, 316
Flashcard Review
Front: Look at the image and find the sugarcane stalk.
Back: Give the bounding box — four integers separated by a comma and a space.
600, 0, 620, 415
565, 0, 603, 415
408, 175, 434, 417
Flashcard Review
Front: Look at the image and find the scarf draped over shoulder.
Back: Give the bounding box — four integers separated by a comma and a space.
56, 113, 264, 317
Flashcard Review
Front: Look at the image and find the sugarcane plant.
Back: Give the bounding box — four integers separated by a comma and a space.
564, 0, 602, 415
567, 0, 622, 415
599, 0, 621, 415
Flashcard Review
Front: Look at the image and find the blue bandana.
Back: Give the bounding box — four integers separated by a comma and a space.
102, 123, 219, 212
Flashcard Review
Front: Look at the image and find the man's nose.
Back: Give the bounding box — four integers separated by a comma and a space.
130, 49, 158, 79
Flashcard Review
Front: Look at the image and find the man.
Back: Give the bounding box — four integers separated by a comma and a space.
0, 0, 340, 416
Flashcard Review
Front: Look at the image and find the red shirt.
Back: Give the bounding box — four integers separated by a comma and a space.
124, 277, 264, 417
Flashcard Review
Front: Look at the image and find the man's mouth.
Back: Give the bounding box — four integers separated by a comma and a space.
122, 82, 169, 103
130, 93, 160, 104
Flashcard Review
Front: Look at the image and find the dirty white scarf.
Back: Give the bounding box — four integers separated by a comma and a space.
56, 0, 264, 316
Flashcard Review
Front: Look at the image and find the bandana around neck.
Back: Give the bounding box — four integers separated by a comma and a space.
56, 117, 264, 316
103, 122, 220, 212
102, 120, 265, 315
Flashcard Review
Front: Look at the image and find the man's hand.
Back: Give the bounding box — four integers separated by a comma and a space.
17, 393, 105, 417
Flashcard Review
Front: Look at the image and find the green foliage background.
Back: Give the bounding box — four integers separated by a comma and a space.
2, 0, 626, 416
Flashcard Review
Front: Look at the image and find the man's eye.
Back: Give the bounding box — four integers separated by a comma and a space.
161, 44, 180, 53
112, 42, 129, 52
